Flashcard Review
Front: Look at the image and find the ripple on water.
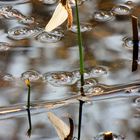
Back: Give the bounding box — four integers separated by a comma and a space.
43, 71, 76, 86
0, 42, 11, 51
112, 4, 132, 15
36, 29, 64, 43
123, 37, 140, 50
93, 10, 114, 22
94, 132, 125, 140
8, 26, 42, 40
70, 23, 92, 33
21, 70, 42, 82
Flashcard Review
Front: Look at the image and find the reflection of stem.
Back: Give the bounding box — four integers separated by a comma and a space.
25, 79, 32, 137
26, 108, 32, 137
78, 100, 84, 140
75, 0, 84, 87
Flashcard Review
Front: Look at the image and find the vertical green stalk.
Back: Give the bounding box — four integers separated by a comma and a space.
75, 1, 85, 140
75, 0, 84, 88
25, 79, 32, 137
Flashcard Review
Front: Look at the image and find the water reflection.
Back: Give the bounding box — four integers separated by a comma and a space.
0, 0, 140, 140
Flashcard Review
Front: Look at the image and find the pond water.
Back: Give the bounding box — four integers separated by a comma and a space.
0, 0, 140, 140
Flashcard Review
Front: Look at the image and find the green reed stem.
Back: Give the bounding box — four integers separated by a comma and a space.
27, 84, 31, 109
75, 0, 84, 87
75, 1, 85, 140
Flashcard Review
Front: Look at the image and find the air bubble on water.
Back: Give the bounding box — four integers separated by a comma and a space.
134, 98, 140, 107
86, 86, 104, 95
112, 4, 132, 15
0, 6, 12, 18
36, 31, 63, 43
93, 10, 114, 22
19, 17, 35, 24
123, 37, 140, 49
1, 73, 15, 81
94, 132, 125, 140
76, 78, 97, 91
0, 42, 11, 51
8, 26, 42, 40
72, 69, 91, 80
89, 66, 108, 77
69, 0, 87, 7
42, 0, 58, 5
0, 0, 30, 5
43, 71, 76, 86
70, 23, 92, 33
21, 70, 42, 82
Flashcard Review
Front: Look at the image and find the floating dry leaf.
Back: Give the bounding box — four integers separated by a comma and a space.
47, 112, 74, 140
45, 0, 73, 32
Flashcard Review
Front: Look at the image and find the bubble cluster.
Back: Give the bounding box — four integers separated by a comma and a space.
70, 23, 92, 33
43, 71, 75, 86
21, 70, 42, 82
112, 4, 132, 15
94, 132, 125, 140
93, 10, 114, 22
8, 26, 42, 40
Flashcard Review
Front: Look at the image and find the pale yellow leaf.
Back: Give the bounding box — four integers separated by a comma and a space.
45, 3, 68, 32
48, 112, 70, 140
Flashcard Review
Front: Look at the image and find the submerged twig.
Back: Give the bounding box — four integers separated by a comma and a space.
131, 15, 139, 72
25, 79, 32, 137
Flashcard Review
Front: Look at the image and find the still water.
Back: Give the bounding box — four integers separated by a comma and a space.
0, 0, 140, 140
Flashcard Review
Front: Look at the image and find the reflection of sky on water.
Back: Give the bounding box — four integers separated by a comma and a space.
0, 0, 140, 140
